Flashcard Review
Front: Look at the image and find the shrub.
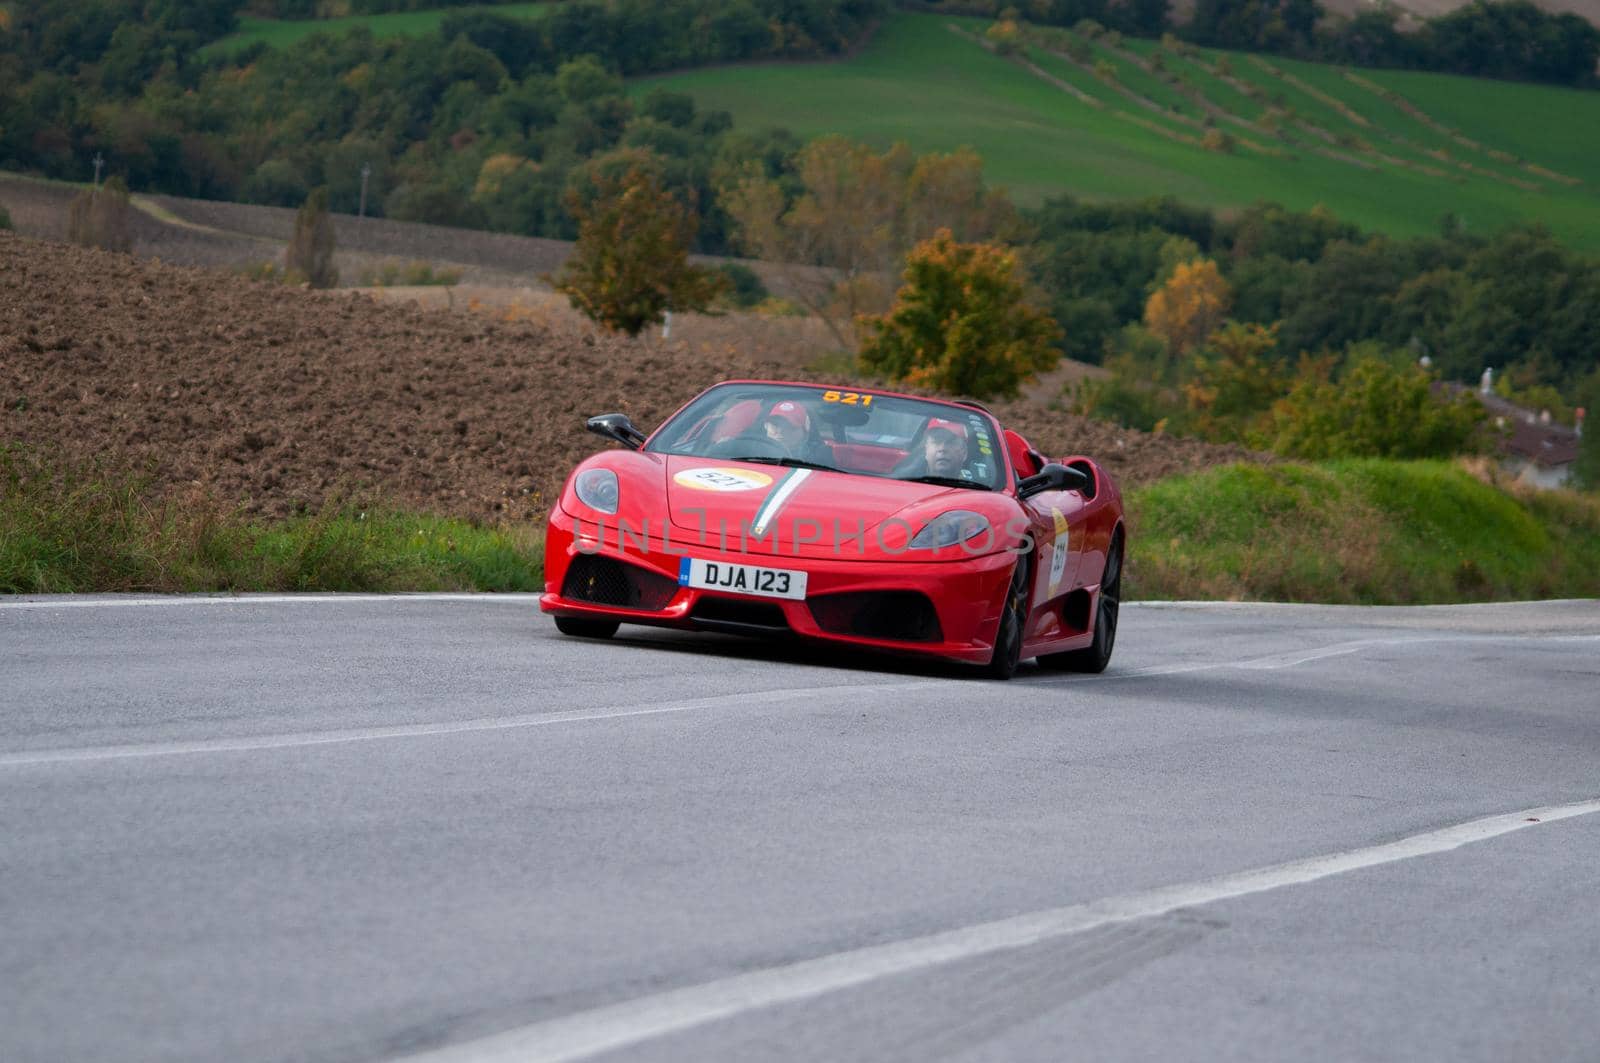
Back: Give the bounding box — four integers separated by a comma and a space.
67, 177, 132, 253
717, 263, 769, 308
1182, 322, 1286, 443
287, 187, 339, 289
986, 18, 1022, 55
1264, 357, 1488, 460
858, 229, 1061, 399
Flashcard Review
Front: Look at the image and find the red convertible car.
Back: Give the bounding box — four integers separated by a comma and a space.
541, 380, 1125, 679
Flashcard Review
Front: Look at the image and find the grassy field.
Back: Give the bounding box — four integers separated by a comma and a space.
0, 446, 543, 594
636, 13, 1600, 248
1126, 460, 1600, 603
202, 2, 554, 57
9, 441, 1597, 605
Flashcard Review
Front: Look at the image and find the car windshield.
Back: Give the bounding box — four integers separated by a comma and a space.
646, 383, 1007, 491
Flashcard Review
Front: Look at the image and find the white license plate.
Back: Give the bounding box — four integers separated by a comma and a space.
678, 558, 807, 600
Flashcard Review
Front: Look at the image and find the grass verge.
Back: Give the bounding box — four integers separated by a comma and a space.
0, 445, 543, 594
1126, 459, 1600, 603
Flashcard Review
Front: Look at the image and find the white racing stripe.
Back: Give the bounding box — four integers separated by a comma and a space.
0, 680, 946, 768
0, 593, 543, 610
398, 797, 1600, 1063
748, 469, 812, 537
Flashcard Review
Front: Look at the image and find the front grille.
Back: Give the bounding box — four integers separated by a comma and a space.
561, 555, 678, 610
809, 591, 943, 643
689, 597, 790, 633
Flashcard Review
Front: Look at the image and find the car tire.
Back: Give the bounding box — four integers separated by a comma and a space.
554, 615, 621, 639
984, 556, 1030, 681
1039, 530, 1121, 674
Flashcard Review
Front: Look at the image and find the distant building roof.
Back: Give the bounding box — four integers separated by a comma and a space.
1440, 383, 1581, 469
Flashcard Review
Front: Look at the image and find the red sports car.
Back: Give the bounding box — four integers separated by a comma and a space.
541, 380, 1125, 679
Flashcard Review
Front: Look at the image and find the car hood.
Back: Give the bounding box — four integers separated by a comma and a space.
658, 455, 983, 559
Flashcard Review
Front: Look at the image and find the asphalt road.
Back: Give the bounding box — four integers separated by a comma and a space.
3, 595, 1599, 1063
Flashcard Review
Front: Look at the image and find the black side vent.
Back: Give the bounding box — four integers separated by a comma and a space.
1067, 459, 1097, 500
809, 591, 943, 643
562, 555, 678, 610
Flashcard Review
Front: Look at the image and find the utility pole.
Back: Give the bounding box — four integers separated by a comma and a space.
92, 152, 105, 190
358, 162, 371, 220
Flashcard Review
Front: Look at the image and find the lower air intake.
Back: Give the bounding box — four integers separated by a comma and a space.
809, 591, 943, 643
689, 597, 791, 634
562, 555, 678, 610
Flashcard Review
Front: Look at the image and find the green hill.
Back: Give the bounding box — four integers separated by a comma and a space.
635, 13, 1600, 248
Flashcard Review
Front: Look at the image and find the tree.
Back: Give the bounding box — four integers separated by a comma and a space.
1263, 356, 1487, 460
859, 229, 1061, 400
67, 175, 132, 252
286, 186, 338, 289
1182, 321, 1286, 443
1144, 257, 1230, 357
550, 152, 725, 336
721, 137, 1013, 350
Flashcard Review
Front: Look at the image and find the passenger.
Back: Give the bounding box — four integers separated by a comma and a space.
891, 417, 970, 480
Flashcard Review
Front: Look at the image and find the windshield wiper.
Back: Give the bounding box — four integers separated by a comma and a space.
898, 474, 993, 491
728, 456, 844, 474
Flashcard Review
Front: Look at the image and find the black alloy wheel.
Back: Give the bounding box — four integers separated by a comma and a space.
984, 555, 1031, 680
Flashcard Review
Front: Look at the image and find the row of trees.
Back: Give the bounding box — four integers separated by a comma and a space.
922, 0, 1600, 86
0, 0, 885, 209
1071, 246, 1600, 480
548, 151, 1572, 480
1029, 197, 1600, 399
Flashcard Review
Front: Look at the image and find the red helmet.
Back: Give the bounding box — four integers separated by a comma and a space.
926, 417, 967, 440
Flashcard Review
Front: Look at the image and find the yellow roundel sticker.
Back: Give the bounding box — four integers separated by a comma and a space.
673, 467, 775, 492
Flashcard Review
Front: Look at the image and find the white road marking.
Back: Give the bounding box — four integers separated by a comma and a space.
1026, 632, 1600, 684
5, 625, 1596, 765
0, 681, 946, 768
398, 797, 1600, 1063
0, 593, 544, 610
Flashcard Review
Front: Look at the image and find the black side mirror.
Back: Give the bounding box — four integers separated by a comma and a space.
1018, 462, 1090, 500
586, 413, 646, 451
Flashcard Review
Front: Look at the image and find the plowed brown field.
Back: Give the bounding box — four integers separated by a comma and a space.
1, 234, 1258, 523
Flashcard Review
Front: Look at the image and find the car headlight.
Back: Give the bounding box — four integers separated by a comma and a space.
574, 468, 619, 515
908, 510, 991, 550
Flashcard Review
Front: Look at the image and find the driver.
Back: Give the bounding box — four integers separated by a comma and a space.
762, 400, 831, 465
922, 418, 969, 477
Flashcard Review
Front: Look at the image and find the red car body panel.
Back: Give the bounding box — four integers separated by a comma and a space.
540, 380, 1125, 670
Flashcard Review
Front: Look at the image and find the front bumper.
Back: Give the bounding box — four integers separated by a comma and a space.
539, 506, 1015, 664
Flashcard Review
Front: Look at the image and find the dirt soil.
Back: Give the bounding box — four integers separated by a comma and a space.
1, 233, 1260, 524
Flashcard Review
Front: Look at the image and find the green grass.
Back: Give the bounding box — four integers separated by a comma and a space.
635, 12, 1600, 248
1125, 460, 1600, 603
202, 2, 555, 57
0, 445, 543, 593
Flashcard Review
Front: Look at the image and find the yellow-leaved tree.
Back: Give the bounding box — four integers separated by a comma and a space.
858, 229, 1060, 399
549, 152, 725, 336
1144, 257, 1231, 357
720, 138, 1013, 350
1182, 321, 1288, 443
